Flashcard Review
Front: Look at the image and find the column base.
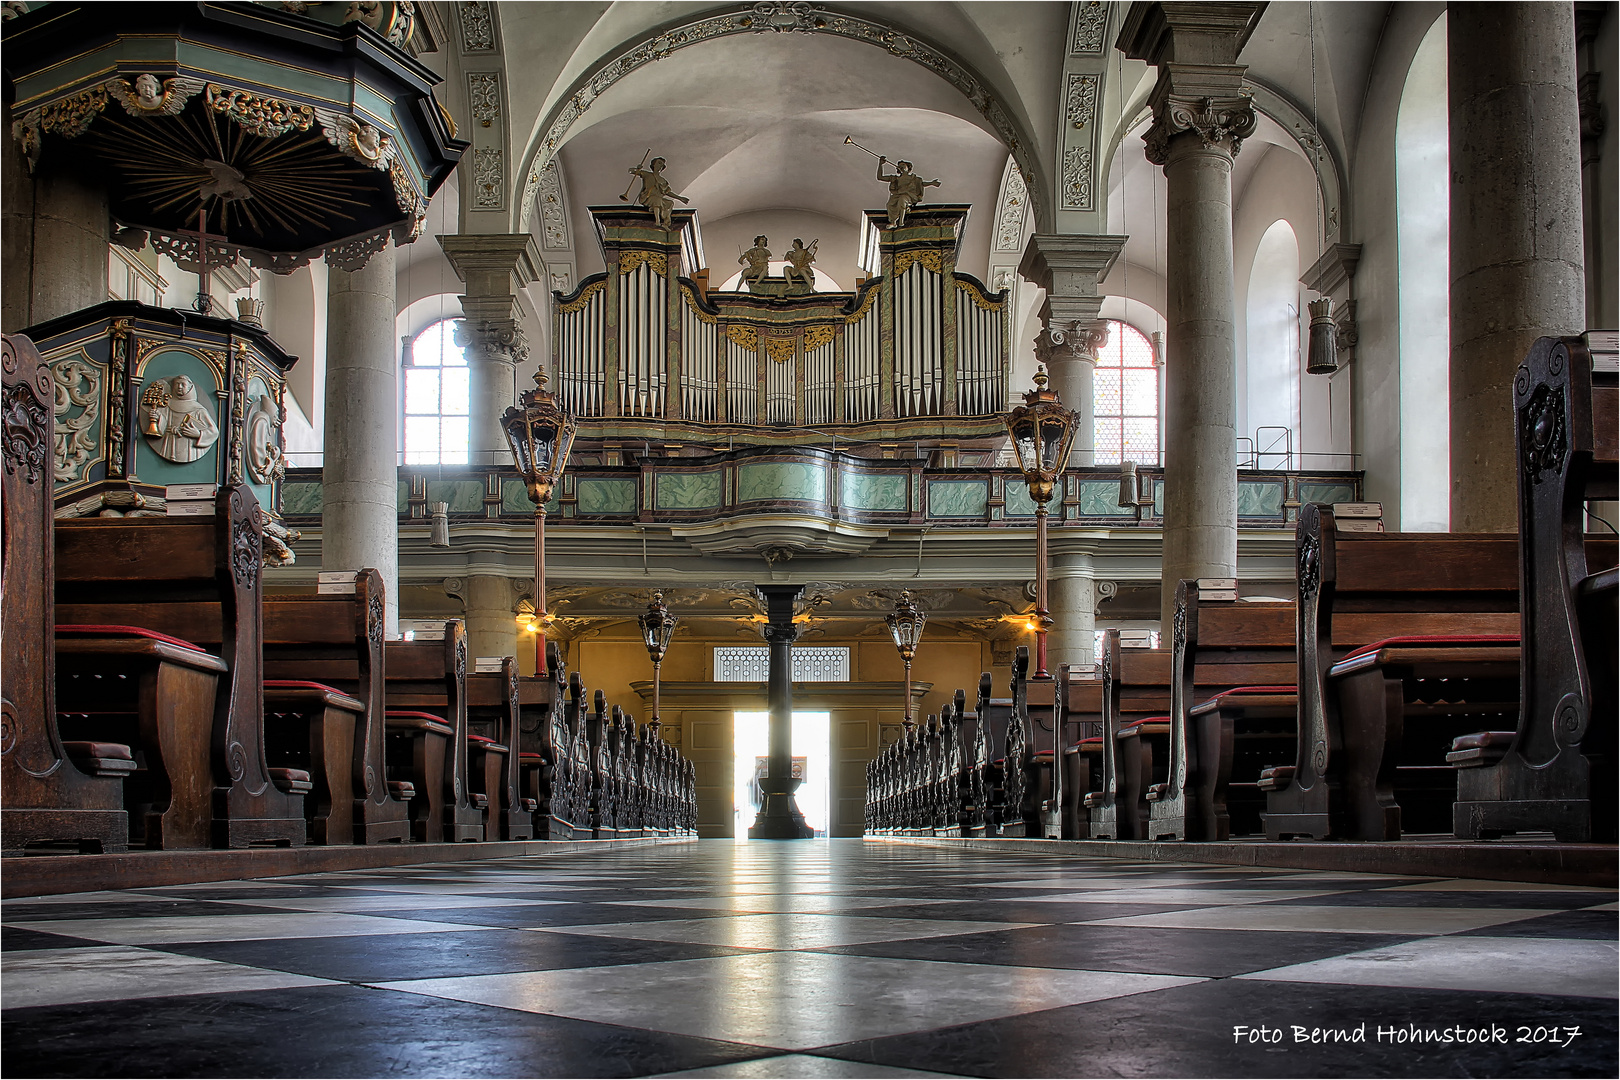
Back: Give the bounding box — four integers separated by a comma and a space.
747, 777, 814, 839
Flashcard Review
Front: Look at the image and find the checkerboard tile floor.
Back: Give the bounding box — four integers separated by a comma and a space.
3, 840, 1614, 1078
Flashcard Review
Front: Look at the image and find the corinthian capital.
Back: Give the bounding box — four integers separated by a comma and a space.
1144, 92, 1257, 165
454, 319, 530, 365
1033, 318, 1111, 367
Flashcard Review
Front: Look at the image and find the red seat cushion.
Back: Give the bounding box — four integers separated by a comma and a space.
1208, 686, 1296, 700
61, 740, 134, 762
56, 624, 206, 653
518, 752, 545, 761
264, 679, 350, 696
1339, 635, 1519, 663
1450, 730, 1516, 752
386, 710, 447, 723
1077, 737, 1103, 748
268, 767, 313, 794
1119, 715, 1170, 732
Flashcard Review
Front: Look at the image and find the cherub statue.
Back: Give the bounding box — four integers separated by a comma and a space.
782, 238, 817, 288
628, 156, 689, 230
877, 157, 941, 229
109, 73, 206, 118
738, 236, 771, 288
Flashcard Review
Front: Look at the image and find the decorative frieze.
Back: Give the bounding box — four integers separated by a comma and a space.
1071, 1, 1108, 54
993, 158, 1029, 252
1061, 147, 1094, 213
1065, 73, 1098, 130
472, 147, 503, 209
534, 161, 570, 249
467, 72, 500, 128
459, 0, 495, 51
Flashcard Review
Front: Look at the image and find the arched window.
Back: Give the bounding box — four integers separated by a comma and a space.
1092, 319, 1160, 465
1245, 219, 1301, 468
1396, 14, 1450, 530
402, 319, 470, 465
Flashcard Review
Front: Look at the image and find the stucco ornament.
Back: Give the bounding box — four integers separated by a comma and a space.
140, 375, 219, 463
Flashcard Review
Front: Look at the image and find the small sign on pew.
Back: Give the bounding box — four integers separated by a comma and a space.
473, 657, 505, 673
316, 571, 358, 595
1196, 577, 1238, 602
1333, 502, 1384, 533
165, 500, 216, 517
164, 483, 218, 501
1119, 629, 1156, 649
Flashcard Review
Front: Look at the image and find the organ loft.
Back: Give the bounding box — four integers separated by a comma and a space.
1, 3, 1615, 1078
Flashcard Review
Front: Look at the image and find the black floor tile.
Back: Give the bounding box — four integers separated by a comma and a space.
1450, 909, 1619, 939
1272, 890, 1617, 909
1, 984, 773, 1079
816, 923, 1416, 977
0, 925, 104, 952
1, 899, 288, 922
156, 929, 757, 981
358, 903, 734, 928
850, 901, 1211, 923
815, 979, 1620, 1079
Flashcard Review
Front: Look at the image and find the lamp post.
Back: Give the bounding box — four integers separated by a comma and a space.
501, 368, 576, 678
638, 591, 677, 732
885, 591, 927, 729
1004, 366, 1079, 680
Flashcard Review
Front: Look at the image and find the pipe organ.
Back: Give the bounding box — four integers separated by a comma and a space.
554, 206, 1006, 432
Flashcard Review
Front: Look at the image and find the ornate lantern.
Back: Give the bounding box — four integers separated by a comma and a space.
1305, 297, 1339, 375
501, 368, 576, 676
885, 591, 927, 728
1003, 366, 1078, 679
638, 591, 678, 731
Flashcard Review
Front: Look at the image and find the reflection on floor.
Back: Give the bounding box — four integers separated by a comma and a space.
3, 840, 1615, 1078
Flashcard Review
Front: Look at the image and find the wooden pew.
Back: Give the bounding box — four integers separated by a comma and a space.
53, 487, 305, 848
1263, 506, 1521, 840
258, 570, 411, 844
545, 672, 589, 839
1057, 674, 1104, 839
1083, 632, 1166, 840
1166, 583, 1297, 841
1454, 334, 1619, 841
468, 658, 534, 840
2, 333, 135, 855
382, 622, 484, 842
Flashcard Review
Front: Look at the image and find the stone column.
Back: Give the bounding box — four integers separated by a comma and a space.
439, 234, 542, 466
749, 584, 813, 839
445, 575, 523, 663
1450, 3, 1586, 532
1019, 236, 1128, 467
1047, 569, 1097, 676
1576, 4, 1611, 330
1121, 2, 1262, 628
322, 243, 400, 635
2, 117, 109, 331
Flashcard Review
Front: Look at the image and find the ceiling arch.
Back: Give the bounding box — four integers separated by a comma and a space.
512, 2, 1053, 245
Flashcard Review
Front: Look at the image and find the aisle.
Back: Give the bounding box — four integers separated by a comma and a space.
2, 840, 1614, 1078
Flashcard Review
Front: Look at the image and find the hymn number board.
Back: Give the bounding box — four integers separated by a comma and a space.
28, 300, 298, 518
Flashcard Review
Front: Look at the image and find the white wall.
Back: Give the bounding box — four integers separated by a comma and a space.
1395, 14, 1451, 531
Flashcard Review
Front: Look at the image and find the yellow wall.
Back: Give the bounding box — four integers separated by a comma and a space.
569, 632, 997, 837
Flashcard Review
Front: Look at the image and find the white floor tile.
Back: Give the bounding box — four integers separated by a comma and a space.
1239, 936, 1620, 998
1078, 905, 1556, 936
6, 912, 481, 945
373, 951, 1200, 1050
1, 946, 334, 1008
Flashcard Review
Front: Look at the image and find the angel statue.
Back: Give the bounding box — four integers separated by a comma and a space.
627, 155, 689, 230
877, 157, 941, 229
783, 238, 818, 288
738, 236, 771, 289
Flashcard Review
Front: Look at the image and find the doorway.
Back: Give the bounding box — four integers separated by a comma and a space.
732, 711, 830, 838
